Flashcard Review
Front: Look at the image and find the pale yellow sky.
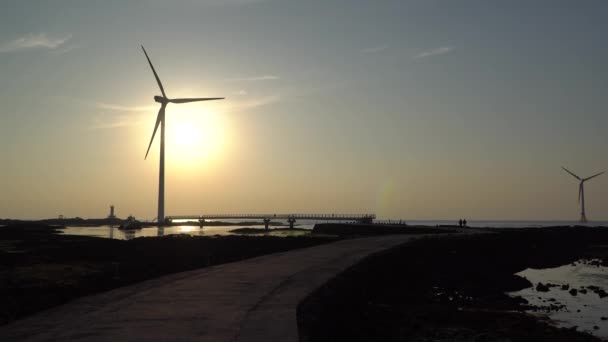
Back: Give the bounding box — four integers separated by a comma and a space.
1, 1, 608, 220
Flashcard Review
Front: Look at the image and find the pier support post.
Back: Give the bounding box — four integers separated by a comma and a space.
263, 218, 271, 230
358, 215, 373, 224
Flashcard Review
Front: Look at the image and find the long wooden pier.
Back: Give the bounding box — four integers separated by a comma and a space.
165, 213, 376, 229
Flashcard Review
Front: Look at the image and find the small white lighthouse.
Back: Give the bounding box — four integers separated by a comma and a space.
108, 205, 116, 219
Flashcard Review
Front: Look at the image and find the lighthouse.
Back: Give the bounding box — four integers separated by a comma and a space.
108, 205, 116, 219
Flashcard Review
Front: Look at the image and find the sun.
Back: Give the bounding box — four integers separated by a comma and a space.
173, 123, 200, 147
166, 104, 228, 167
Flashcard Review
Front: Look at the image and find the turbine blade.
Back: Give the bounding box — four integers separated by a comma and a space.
562, 167, 581, 180
583, 171, 605, 182
169, 97, 225, 104
145, 105, 166, 160
141, 46, 167, 98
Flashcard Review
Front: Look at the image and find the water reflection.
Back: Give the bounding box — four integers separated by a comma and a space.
510, 260, 608, 339
59, 220, 608, 241
59, 220, 319, 240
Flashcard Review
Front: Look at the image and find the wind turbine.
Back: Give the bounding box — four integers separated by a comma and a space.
562, 167, 605, 223
141, 46, 224, 226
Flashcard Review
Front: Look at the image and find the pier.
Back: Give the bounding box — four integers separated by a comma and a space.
166, 213, 376, 229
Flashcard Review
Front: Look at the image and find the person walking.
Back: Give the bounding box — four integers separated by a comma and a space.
458, 219, 463, 228
463, 219, 467, 227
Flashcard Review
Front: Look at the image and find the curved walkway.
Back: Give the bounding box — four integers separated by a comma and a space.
0, 234, 437, 342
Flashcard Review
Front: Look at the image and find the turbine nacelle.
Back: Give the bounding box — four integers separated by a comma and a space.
154, 96, 169, 104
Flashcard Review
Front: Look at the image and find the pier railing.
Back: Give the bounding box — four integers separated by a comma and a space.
166, 213, 376, 221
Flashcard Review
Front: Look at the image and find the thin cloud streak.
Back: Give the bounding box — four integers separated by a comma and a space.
236, 94, 280, 109
225, 75, 279, 82
91, 115, 143, 130
360, 45, 388, 54
97, 103, 156, 112
51, 44, 80, 55
203, 0, 269, 5
0, 33, 72, 53
414, 46, 454, 59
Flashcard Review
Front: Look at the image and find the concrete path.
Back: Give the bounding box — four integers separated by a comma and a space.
0, 234, 426, 342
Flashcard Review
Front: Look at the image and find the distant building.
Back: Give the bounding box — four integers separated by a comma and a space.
108, 205, 116, 219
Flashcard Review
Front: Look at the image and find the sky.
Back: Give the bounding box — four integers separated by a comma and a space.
1, 0, 608, 220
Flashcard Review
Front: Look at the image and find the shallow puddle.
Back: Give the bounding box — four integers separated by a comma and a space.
510, 260, 608, 339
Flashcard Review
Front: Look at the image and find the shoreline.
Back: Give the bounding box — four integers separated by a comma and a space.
0, 219, 287, 228
298, 227, 608, 341
0, 223, 338, 325
3, 223, 608, 339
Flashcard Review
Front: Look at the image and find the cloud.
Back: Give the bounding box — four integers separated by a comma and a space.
92, 103, 154, 129
0, 33, 72, 53
203, 0, 268, 5
235, 90, 248, 96
225, 75, 279, 82
236, 94, 280, 109
96, 102, 156, 112
414, 46, 454, 59
360, 45, 388, 54
92, 115, 139, 130
51, 44, 80, 55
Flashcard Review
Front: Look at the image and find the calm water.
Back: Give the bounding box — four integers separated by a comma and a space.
59, 219, 608, 240
510, 261, 608, 339
405, 220, 608, 228
59, 219, 323, 240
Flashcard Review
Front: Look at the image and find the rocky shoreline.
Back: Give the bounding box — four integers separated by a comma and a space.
298, 227, 608, 341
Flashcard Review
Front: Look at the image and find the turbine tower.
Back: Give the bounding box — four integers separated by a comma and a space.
562, 167, 605, 223
142, 46, 224, 226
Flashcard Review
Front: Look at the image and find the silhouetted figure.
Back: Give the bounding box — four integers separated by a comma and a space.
458, 219, 463, 228
463, 219, 467, 227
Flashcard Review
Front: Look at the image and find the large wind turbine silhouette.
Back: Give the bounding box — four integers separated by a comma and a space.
562, 167, 605, 223
142, 46, 224, 226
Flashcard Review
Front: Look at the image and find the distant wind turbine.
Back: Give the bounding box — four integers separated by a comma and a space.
141, 46, 224, 226
562, 167, 605, 223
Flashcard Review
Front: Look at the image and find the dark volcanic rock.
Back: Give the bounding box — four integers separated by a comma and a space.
312, 223, 452, 236
536, 282, 550, 292
0, 226, 336, 325
299, 227, 608, 342
569, 289, 578, 296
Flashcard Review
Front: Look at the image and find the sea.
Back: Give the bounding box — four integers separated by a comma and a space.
510, 261, 608, 339
58, 219, 608, 240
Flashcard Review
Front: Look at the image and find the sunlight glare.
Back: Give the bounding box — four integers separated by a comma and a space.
167, 104, 229, 168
